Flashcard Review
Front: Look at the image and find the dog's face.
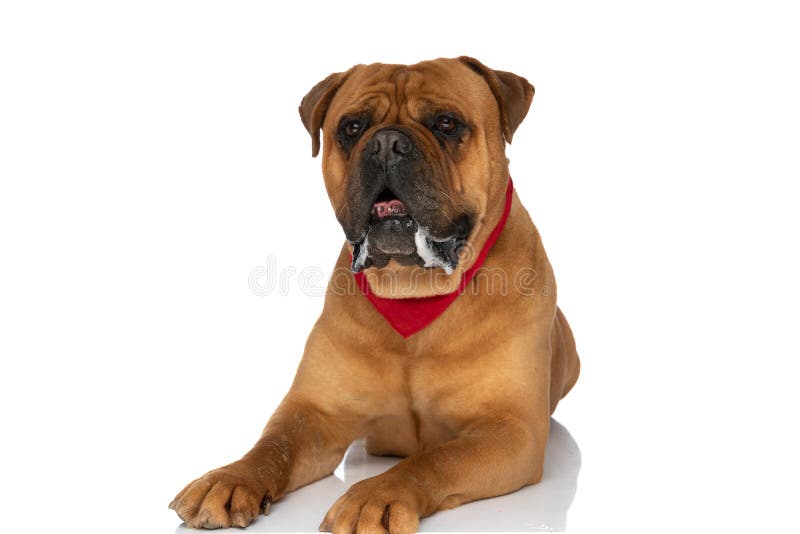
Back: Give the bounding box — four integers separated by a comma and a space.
300, 57, 534, 274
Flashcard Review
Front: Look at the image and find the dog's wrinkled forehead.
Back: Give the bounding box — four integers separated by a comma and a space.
325, 62, 492, 134
299, 56, 534, 158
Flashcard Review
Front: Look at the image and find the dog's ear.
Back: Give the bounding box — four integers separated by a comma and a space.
458, 56, 534, 143
299, 70, 351, 157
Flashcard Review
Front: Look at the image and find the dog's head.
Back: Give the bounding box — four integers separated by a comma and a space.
300, 57, 533, 276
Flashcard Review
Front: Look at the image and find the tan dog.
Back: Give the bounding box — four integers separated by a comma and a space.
170, 56, 580, 532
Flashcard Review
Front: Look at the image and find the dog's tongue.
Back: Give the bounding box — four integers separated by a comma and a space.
372, 199, 407, 219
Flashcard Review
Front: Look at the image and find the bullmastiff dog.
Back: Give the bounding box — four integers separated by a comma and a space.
170, 56, 580, 532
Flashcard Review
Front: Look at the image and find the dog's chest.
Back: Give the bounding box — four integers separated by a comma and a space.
363, 350, 507, 454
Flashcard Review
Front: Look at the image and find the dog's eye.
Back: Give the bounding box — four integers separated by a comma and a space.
343, 120, 363, 138
433, 114, 462, 137
337, 117, 370, 153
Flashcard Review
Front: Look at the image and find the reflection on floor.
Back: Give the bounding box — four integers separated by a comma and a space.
176, 418, 580, 533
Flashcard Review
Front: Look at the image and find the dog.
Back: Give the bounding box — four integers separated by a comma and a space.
169, 56, 580, 532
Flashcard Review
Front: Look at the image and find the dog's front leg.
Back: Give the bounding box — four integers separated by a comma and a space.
170, 396, 359, 529
320, 415, 546, 534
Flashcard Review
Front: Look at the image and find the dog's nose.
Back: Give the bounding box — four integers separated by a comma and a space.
366, 129, 412, 164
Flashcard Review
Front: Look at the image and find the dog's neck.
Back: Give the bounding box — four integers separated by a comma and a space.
358, 178, 514, 299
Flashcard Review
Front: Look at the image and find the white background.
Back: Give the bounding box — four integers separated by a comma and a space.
1, 1, 799, 533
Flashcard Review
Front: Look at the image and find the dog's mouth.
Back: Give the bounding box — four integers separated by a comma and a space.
370, 189, 409, 221
350, 188, 464, 274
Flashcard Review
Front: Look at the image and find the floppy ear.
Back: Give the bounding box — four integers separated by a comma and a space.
458, 56, 535, 143
299, 70, 351, 157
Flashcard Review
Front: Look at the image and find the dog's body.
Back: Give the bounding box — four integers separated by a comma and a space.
170, 57, 580, 532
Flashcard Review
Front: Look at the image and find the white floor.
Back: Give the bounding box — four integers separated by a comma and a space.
175, 419, 580, 533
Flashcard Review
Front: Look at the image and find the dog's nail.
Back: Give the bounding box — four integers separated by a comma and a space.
231, 512, 251, 528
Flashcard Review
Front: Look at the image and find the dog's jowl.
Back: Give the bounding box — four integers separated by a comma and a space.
170, 56, 580, 533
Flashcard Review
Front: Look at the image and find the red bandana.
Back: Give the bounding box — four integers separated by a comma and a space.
353, 178, 514, 338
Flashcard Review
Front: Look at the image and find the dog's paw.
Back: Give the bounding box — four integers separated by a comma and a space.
169, 461, 268, 529
319, 474, 420, 534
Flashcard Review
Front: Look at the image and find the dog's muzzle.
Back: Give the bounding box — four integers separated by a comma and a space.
346, 129, 468, 274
